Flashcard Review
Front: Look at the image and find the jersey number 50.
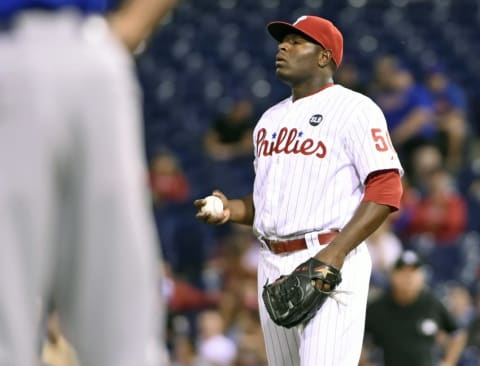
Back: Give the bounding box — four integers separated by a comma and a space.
371, 128, 393, 152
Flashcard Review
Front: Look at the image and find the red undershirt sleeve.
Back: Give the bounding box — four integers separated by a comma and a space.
362, 169, 403, 211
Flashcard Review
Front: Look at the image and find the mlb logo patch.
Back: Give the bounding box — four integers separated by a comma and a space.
309, 114, 323, 126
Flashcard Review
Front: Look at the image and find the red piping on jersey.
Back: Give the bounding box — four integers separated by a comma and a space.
362, 169, 403, 211
293, 83, 334, 102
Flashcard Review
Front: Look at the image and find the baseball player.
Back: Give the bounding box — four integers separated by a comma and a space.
196, 16, 404, 366
0, 1, 175, 365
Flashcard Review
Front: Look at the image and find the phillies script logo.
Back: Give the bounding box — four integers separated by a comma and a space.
256, 127, 327, 158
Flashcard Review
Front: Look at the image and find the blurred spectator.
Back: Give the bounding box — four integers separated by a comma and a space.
165, 223, 267, 365
406, 167, 467, 283
335, 61, 366, 94
364, 251, 467, 366
407, 167, 466, 243
222, 225, 259, 279
232, 309, 268, 366
468, 182, 480, 230
147, 149, 210, 281
202, 99, 256, 197
369, 56, 435, 170
158, 216, 212, 288
425, 66, 468, 172
204, 99, 255, 161
465, 291, 480, 363
149, 148, 190, 206
209, 225, 260, 330
41, 311, 79, 366
444, 283, 475, 329
391, 143, 442, 237
464, 156, 480, 231
471, 96, 480, 137
409, 143, 444, 190
163, 263, 218, 314
171, 336, 200, 366
366, 218, 403, 289
390, 176, 420, 241
197, 310, 238, 366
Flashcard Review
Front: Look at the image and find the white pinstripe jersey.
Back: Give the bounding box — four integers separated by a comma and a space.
252, 84, 403, 241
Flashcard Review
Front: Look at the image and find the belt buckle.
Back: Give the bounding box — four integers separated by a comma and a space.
261, 237, 283, 252
266, 238, 280, 251
259, 237, 272, 250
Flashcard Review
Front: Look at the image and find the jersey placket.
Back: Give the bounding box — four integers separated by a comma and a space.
268, 101, 298, 237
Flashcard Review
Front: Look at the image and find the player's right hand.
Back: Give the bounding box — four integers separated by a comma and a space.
194, 190, 230, 225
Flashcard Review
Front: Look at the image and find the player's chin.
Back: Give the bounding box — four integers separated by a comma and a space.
275, 68, 292, 83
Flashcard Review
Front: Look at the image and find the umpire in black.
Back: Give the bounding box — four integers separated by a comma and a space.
363, 250, 467, 366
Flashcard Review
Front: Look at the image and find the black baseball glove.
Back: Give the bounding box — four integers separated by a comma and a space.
262, 257, 342, 328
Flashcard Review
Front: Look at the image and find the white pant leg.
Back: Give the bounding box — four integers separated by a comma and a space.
0, 212, 43, 366
258, 241, 371, 366
0, 12, 166, 366
258, 248, 302, 366
0, 13, 63, 366
51, 16, 164, 366
300, 243, 372, 366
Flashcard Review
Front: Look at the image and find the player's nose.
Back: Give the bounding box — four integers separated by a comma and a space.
278, 42, 288, 52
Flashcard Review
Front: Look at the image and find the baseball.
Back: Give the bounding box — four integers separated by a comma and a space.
201, 195, 224, 217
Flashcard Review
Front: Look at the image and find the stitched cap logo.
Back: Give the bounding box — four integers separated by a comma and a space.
309, 114, 323, 126
294, 15, 308, 25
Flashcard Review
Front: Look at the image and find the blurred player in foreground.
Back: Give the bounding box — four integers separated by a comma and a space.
0, 0, 176, 365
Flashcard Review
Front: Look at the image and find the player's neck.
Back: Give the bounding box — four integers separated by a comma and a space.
291, 78, 334, 102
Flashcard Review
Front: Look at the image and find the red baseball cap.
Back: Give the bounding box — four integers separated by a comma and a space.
267, 15, 344, 67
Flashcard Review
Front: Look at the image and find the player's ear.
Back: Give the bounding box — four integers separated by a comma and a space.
317, 48, 333, 68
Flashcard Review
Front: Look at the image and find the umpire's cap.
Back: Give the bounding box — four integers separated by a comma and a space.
393, 250, 423, 270
267, 15, 344, 67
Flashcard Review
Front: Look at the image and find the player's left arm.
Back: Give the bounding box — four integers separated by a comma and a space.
314, 98, 404, 269
314, 170, 402, 269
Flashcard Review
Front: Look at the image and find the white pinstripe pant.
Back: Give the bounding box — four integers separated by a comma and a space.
258, 236, 372, 366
